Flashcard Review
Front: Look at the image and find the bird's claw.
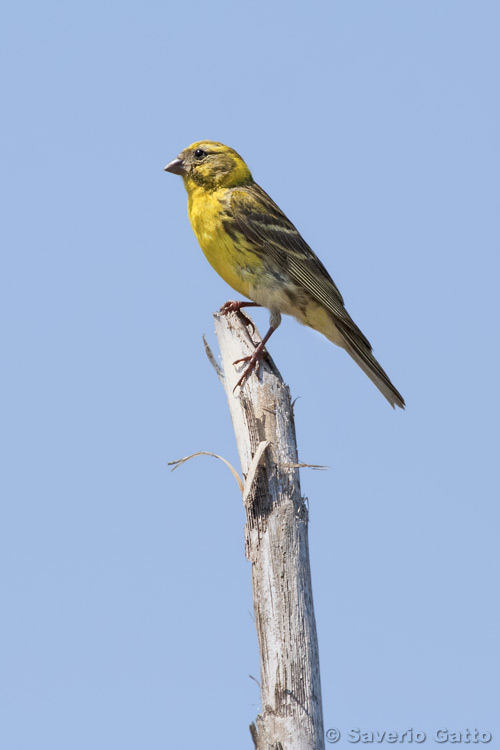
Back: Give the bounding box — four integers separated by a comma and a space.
232, 343, 270, 392
219, 300, 257, 334
232, 352, 262, 392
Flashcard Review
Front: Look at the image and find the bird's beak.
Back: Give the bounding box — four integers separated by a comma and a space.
164, 157, 186, 176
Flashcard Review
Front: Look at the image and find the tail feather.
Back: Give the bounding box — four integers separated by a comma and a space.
339, 326, 405, 410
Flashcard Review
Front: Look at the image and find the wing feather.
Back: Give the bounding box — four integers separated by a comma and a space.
230, 184, 371, 347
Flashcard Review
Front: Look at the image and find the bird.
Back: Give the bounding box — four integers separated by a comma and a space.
164, 141, 405, 409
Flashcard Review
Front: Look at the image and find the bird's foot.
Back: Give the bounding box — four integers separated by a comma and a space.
219, 300, 260, 334
232, 341, 268, 391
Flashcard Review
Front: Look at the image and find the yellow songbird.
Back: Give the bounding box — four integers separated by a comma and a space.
165, 141, 405, 409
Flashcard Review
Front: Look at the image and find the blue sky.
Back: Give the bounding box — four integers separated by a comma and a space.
1, 2, 499, 748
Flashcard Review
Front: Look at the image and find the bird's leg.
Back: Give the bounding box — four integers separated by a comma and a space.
233, 326, 276, 390
219, 300, 261, 333
232, 310, 282, 391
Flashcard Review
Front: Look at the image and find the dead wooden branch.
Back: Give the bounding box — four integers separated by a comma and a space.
210, 311, 325, 750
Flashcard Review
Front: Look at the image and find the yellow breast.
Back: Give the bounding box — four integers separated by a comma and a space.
187, 185, 263, 299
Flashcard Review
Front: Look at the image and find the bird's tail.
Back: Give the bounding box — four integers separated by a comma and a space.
338, 326, 405, 410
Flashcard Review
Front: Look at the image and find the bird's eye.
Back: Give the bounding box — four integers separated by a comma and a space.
194, 148, 207, 160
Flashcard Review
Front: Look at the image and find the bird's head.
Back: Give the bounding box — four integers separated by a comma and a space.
164, 141, 253, 190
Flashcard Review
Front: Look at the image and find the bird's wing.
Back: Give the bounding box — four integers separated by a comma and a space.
230, 183, 371, 346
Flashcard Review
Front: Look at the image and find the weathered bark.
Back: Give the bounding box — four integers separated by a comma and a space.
212, 312, 325, 750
